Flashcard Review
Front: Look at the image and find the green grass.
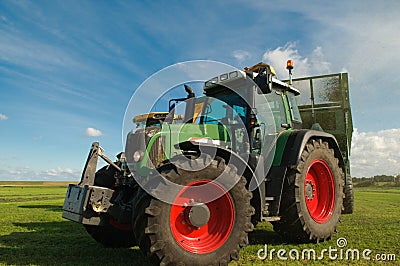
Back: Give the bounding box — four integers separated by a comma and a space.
0, 181, 71, 187
0, 184, 398, 265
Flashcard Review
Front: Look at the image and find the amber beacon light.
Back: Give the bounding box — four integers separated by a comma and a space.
286, 60, 294, 70
286, 59, 294, 85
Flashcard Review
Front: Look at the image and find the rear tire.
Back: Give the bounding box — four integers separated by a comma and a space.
85, 217, 135, 248
342, 177, 354, 214
84, 166, 136, 248
273, 139, 344, 243
132, 155, 254, 266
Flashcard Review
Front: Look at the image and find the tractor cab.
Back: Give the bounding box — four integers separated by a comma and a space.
197, 63, 302, 156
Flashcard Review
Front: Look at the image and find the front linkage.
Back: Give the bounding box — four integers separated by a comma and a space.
62, 142, 133, 226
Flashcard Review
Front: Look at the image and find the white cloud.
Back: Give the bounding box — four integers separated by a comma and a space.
0, 29, 82, 72
232, 50, 251, 64
44, 167, 76, 177
85, 127, 103, 137
262, 42, 331, 79
0, 113, 8, 120
32, 135, 43, 141
0, 166, 81, 181
292, 3, 400, 99
243, 0, 400, 133
350, 128, 400, 177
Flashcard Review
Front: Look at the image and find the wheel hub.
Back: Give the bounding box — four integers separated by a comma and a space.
305, 181, 315, 200
186, 202, 210, 228
170, 180, 235, 254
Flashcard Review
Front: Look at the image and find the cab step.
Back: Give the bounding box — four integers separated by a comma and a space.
262, 216, 281, 222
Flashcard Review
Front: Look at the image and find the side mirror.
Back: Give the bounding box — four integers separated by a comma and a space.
184, 84, 195, 98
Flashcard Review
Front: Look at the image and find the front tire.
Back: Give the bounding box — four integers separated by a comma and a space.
132, 155, 254, 265
273, 139, 344, 243
84, 166, 136, 248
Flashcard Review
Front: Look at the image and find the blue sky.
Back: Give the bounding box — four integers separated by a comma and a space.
0, 0, 399, 180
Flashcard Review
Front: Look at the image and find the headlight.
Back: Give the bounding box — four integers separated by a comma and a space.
133, 151, 143, 162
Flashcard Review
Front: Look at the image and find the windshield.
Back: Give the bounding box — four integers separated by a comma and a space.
193, 91, 249, 154
198, 91, 248, 125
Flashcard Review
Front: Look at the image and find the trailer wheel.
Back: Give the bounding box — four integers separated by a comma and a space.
84, 166, 136, 248
342, 177, 354, 214
132, 155, 254, 266
273, 139, 344, 242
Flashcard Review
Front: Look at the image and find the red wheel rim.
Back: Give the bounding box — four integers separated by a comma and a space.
170, 180, 234, 254
109, 189, 132, 231
109, 218, 132, 231
304, 159, 335, 223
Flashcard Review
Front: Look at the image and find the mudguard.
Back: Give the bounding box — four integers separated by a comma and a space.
281, 129, 344, 168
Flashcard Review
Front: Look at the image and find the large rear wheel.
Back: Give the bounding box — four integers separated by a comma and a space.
132, 155, 254, 265
273, 139, 344, 242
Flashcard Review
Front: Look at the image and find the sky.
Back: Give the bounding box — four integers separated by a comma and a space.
0, 0, 399, 181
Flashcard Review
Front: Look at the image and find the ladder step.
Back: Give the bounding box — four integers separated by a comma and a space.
265, 197, 274, 201
262, 216, 281, 222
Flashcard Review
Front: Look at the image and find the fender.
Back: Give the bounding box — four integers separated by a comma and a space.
176, 140, 264, 222
267, 129, 345, 216
281, 129, 344, 168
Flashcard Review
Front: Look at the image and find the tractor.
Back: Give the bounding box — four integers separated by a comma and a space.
63, 61, 353, 265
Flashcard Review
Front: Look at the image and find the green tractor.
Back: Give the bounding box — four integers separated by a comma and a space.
63, 61, 353, 265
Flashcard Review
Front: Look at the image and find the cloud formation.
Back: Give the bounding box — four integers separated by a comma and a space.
0, 166, 81, 181
0, 113, 8, 120
85, 127, 103, 137
232, 50, 251, 64
262, 42, 331, 78
350, 128, 400, 177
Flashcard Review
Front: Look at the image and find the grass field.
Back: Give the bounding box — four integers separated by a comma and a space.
0, 182, 398, 265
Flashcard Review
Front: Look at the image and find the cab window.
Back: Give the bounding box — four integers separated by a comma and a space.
287, 92, 302, 123
255, 90, 287, 132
